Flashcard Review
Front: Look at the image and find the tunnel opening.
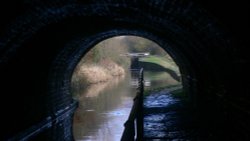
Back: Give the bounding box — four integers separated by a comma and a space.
1, 1, 248, 140
70, 35, 188, 140
0, 19, 213, 140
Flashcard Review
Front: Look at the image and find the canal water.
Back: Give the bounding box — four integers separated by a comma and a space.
73, 71, 180, 141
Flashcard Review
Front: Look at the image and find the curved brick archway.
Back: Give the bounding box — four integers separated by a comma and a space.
0, 0, 249, 140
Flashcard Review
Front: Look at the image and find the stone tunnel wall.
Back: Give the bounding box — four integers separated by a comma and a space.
0, 0, 249, 140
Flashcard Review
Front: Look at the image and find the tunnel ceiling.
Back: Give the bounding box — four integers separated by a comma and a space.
0, 0, 249, 140
0, 0, 247, 94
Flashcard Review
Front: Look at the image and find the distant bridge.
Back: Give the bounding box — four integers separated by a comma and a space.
120, 52, 150, 57
120, 52, 150, 69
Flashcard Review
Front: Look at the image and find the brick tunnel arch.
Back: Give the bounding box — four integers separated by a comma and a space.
0, 0, 247, 140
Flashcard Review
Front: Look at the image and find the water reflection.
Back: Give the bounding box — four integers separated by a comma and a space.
73, 74, 137, 141
144, 71, 180, 90
73, 71, 179, 141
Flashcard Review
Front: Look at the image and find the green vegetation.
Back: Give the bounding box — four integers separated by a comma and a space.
72, 36, 171, 86
80, 37, 131, 69
144, 71, 172, 81
140, 55, 182, 98
71, 37, 130, 95
71, 36, 183, 97
122, 36, 167, 56
140, 55, 180, 75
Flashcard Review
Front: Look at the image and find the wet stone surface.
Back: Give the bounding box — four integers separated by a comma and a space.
143, 89, 198, 140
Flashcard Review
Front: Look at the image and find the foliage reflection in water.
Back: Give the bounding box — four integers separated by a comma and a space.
73, 74, 137, 141
73, 70, 180, 141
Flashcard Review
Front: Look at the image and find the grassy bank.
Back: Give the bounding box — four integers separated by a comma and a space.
72, 61, 125, 86
140, 55, 180, 75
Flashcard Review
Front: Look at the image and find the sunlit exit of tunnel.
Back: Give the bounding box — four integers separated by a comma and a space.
71, 36, 185, 141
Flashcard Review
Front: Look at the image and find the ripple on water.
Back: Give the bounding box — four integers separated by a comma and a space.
144, 93, 179, 108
